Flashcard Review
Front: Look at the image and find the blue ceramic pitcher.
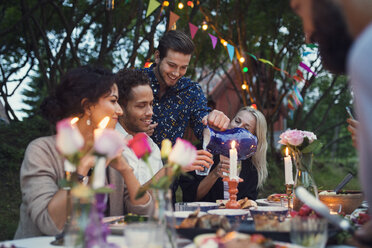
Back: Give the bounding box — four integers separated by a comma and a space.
203, 126, 258, 160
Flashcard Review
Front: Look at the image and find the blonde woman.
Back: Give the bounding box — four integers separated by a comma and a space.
180, 107, 268, 202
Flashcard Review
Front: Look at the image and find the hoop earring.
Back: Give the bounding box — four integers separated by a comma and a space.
87, 118, 91, 126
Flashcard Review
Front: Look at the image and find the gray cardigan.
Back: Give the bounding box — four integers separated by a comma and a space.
14, 136, 153, 239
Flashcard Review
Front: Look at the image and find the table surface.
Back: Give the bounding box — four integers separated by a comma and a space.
2, 200, 366, 248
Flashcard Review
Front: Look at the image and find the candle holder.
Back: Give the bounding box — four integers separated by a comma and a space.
223, 177, 243, 209
285, 184, 293, 212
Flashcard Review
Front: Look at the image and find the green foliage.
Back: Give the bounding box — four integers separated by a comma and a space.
0, 116, 51, 240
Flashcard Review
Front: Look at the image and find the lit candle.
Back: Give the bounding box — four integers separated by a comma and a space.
284, 147, 294, 185
229, 140, 237, 179
92, 156, 106, 189
92, 116, 110, 189
94, 116, 110, 140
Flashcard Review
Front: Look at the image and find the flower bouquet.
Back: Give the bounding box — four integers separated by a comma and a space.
56, 117, 125, 248
128, 134, 197, 248
279, 129, 322, 210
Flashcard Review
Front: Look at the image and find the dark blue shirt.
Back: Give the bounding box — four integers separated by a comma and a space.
141, 64, 210, 147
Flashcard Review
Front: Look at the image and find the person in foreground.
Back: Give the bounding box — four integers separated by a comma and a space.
14, 66, 153, 239
179, 107, 268, 202
291, 0, 372, 245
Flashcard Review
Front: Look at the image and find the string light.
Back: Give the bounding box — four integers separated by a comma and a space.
187, 1, 194, 7
202, 21, 208, 31
220, 39, 228, 46
241, 84, 247, 90
178, 2, 184, 9
243, 67, 248, 72
239, 57, 245, 63
163, 1, 169, 6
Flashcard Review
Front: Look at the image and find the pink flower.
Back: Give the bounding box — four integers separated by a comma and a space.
168, 138, 197, 167
279, 129, 304, 146
94, 129, 126, 158
56, 118, 84, 156
127, 133, 152, 159
302, 131, 317, 143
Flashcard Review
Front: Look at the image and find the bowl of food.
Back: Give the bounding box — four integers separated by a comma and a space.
318, 190, 364, 214
207, 209, 250, 222
249, 206, 289, 231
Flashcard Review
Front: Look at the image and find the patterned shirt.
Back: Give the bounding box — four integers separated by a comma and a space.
141, 64, 210, 147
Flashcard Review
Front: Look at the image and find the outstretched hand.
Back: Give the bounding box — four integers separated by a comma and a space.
183, 149, 214, 172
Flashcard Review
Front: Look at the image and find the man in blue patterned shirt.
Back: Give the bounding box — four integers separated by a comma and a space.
141, 30, 230, 149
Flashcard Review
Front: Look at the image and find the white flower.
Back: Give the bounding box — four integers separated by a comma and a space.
56, 118, 84, 156
302, 131, 317, 143
168, 138, 197, 167
94, 129, 126, 158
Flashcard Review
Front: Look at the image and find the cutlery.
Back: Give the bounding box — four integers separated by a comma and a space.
295, 186, 354, 233
334, 173, 353, 194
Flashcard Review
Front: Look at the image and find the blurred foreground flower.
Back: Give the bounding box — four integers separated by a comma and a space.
136, 138, 197, 199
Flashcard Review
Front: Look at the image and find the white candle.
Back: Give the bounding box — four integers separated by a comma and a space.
92, 156, 106, 189
94, 116, 110, 140
284, 147, 294, 185
229, 140, 238, 179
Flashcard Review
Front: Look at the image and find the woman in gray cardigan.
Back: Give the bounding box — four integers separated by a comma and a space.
14, 66, 153, 239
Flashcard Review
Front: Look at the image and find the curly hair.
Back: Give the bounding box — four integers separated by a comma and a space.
40, 66, 114, 124
157, 30, 195, 60
115, 69, 151, 107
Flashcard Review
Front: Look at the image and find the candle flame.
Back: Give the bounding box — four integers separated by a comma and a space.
70, 117, 79, 125
285, 147, 289, 156
98, 116, 110, 129
231, 140, 236, 149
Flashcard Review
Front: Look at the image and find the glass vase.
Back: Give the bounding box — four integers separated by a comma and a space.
85, 194, 115, 248
64, 196, 92, 248
292, 152, 319, 211
149, 189, 177, 248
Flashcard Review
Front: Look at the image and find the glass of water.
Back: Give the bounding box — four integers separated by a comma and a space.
290, 216, 328, 248
195, 162, 212, 176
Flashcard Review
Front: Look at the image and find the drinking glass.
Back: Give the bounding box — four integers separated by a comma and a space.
195, 162, 212, 176
175, 202, 200, 211
290, 216, 328, 248
327, 203, 342, 215
124, 222, 159, 248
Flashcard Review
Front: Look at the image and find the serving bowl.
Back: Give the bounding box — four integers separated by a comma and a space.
188, 202, 219, 212
207, 209, 250, 223
318, 190, 364, 214
249, 206, 288, 231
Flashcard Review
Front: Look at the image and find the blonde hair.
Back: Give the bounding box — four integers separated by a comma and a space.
238, 107, 268, 188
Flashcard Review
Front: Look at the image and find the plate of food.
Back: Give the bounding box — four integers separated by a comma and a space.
186, 231, 302, 248
216, 197, 257, 209
103, 214, 148, 235
256, 194, 288, 206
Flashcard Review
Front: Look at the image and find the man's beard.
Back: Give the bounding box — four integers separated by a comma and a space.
311, 0, 353, 74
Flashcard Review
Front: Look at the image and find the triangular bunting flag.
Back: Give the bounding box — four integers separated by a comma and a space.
247, 52, 257, 61
189, 23, 198, 39
299, 62, 317, 76
226, 43, 235, 61
168, 11, 180, 30
258, 58, 274, 67
208, 34, 217, 49
146, 0, 160, 18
